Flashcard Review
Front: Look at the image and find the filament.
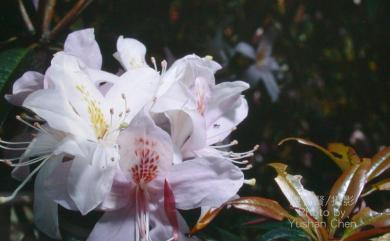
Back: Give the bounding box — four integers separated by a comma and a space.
0, 155, 50, 204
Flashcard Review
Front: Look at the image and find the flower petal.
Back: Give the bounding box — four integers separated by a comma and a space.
157, 54, 221, 97
98, 170, 132, 211
165, 157, 244, 209
206, 96, 248, 145
5, 71, 43, 106
23, 88, 94, 140
117, 110, 173, 174
34, 155, 64, 239
205, 81, 249, 127
165, 110, 207, 158
67, 148, 118, 215
235, 42, 256, 60
87, 205, 136, 241
105, 67, 159, 125
45, 160, 78, 211
113, 36, 147, 70
64, 28, 102, 69
244, 66, 279, 101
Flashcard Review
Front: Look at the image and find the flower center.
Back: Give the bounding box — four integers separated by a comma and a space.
131, 138, 160, 185
194, 78, 210, 116
76, 84, 108, 139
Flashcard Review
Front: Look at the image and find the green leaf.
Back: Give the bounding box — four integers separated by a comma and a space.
215, 227, 242, 241
257, 227, 311, 241
0, 48, 30, 93
0, 47, 31, 123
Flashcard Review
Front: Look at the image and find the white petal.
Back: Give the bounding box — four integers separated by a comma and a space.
235, 42, 256, 60
117, 110, 173, 174
5, 71, 44, 106
87, 205, 136, 241
164, 157, 244, 209
206, 81, 249, 127
67, 145, 118, 214
34, 155, 64, 239
64, 28, 102, 69
206, 96, 248, 145
114, 36, 147, 70
106, 67, 159, 125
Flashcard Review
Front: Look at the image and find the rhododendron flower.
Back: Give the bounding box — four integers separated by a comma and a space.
22, 51, 158, 214
1, 29, 120, 238
1, 29, 252, 241
235, 30, 280, 102
81, 111, 244, 241
1, 30, 158, 238
151, 55, 255, 168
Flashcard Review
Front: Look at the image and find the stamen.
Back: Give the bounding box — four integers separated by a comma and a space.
161, 60, 167, 75
151, 57, 158, 71
33, 122, 50, 134
0, 138, 31, 145
212, 140, 238, 149
16, 115, 41, 131
8, 155, 50, 167
0, 156, 50, 204
244, 178, 256, 186
240, 164, 253, 170
0, 144, 27, 151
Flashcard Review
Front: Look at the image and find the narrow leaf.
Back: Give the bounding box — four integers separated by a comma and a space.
343, 207, 390, 238
367, 146, 390, 181
164, 179, 179, 241
343, 227, 390, 241
190, 206, 224, 235
228, 196, 290, 221
279, 137, 354, 170
327, 160, 370, 237
327, 143, 361, 170
362, 178, 390, 197
269, 163, 322, 222
370, 233, 390, 241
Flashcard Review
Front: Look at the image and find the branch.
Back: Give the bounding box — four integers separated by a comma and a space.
40, 0, 57, 42
17, 0, 36, 34
47, 0, 93, 42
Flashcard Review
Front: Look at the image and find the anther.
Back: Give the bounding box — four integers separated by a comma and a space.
244, 178, 256, 186
161, 60, 167, 74
151, 57, 157, 71
240, 164, 253, 170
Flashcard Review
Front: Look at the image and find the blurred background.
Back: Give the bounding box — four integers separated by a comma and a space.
0, 0, 389, 240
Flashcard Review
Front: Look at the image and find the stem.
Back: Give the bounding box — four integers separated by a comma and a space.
47, 0, 93, 42
17, 0, 35, 34
41, 0, 57, 42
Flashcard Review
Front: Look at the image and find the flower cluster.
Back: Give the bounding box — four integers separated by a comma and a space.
1, 29, 255, 241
